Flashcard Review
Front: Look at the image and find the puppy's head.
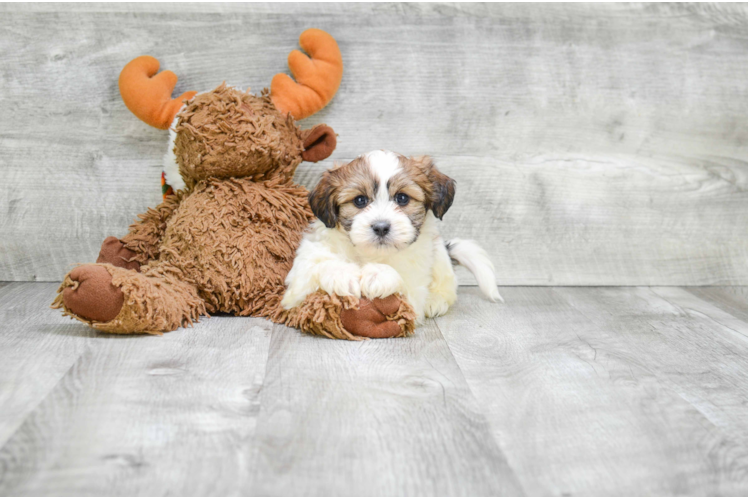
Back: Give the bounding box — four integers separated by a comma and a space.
309, 150, 456, 254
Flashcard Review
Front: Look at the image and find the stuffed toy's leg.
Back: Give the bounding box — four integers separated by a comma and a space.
282, 291, 416, 341
52, 263, 205, 335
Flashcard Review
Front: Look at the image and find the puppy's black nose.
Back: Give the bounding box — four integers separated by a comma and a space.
372, 221, 390, 237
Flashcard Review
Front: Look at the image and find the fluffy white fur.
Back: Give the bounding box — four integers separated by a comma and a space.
282, 150, 502, 324
163, 112, 187, 192
446, 239, 504, 303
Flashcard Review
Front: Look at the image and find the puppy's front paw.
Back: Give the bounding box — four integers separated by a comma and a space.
281, 284, 309, 310
319, 262, 362, 298
360, 263, 404, 299
424, 297, 451, 318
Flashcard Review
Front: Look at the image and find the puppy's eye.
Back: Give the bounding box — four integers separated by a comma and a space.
353, 195, 368, 208
395, 193, 410, 206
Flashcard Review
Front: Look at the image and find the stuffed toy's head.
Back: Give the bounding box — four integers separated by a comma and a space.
118, 29, 342, 192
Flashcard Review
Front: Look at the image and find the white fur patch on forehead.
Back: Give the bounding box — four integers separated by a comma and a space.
365, 150, 402, 183
364, 150, 402, 201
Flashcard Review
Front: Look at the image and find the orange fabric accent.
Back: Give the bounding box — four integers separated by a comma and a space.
119, 56, 197, 129
161, 171, 174, 199
271, 29, 343, 120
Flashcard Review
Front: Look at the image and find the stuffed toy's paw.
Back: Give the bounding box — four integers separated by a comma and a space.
59, 264, 125, 322
341, 295, 415, 339
283, 291, 415, 340
96, 236, 140, 271
53, 263, 205, 335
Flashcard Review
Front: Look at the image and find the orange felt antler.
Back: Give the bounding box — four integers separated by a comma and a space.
271, 29, 343, 120
119, 56, 197, 130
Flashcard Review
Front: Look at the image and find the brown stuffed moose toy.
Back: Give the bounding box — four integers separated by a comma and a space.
53, 29, 415, 340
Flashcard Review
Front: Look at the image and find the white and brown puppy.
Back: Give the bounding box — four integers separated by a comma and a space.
282, 150, 502, 324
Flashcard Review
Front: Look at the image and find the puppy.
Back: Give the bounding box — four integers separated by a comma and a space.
282, 150, 502, 324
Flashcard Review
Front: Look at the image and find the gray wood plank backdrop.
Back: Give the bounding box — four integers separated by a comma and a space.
2, 3, 748, 285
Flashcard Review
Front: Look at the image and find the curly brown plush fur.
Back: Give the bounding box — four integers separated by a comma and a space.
52, 85, 415, 340
175, 86, 304, 188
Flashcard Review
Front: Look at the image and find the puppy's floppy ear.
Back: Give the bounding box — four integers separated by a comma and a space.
308, 171, 338, 228
413, 155, 456, 220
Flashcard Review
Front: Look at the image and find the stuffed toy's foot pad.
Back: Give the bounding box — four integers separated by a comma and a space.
96, 236, 140, 271
62, 265, 124, 322
340, 296, 404, 338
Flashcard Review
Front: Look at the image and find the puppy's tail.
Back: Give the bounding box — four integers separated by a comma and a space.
446, 238, 504, 303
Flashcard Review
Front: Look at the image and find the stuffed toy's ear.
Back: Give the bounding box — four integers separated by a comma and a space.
119, 56, 197, 130
302, 125, 337, 162
271, 29, 343, 120
308, 172, 338, 228
413, 156, 456, 220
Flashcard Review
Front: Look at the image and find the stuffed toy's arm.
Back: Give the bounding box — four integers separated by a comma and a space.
108, 191, 184, 269
282, 290, 416, 341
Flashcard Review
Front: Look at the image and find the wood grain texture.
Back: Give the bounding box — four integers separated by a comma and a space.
0, 284, 274, 496
0, 283, 522, 496
0, 283, 90, 449
1, 3, 747, 284
554, 286, 748, 494
245, 321, 522, 496
4, 283, 748, 494
439, 286, 748, 495
684, 286, 748, 324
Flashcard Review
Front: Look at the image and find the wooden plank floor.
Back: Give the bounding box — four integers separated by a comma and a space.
2, 283, 748, 495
